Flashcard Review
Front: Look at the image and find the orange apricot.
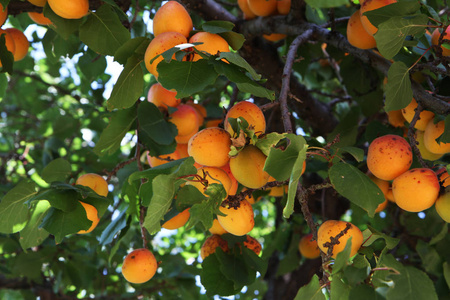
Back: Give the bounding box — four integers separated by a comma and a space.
121, 248, 158, 284
277, 0, 291, 15
431, 27, 450, 57
435, 193, 450, 223
188, 166, 233, 197
243, 235, 262, 255
28, 12, 53, 26
360, 0, 397, 36
392, 168, 440, 212
347, 10, 377, 50
169, 104, 200, 138
188, 32, 230, 61
267, 176, 288, 197
5, 28, 29, 61
221, 163, 238, 196
415, 130, 443, 161
224, 101, 266, 136
387, 109, 406, 128
230, 145, 270, 189
237, 0, 257, 19
186, 101, 207, 125
368, 174, 389, 213
423, 120, 450, 154
147, 83, 180, 109
401, 98, 434, 131
47, 0, 89, 19
317, 220, 363, 259
147, 149, 181, 168
0, 4, 7, 26
208, 218, 228, 235
200, 234, 229, 259
247, 0, 277, 17
0, 29, 15, 67
205, 119, 222, 128
153, 1, 193, 38
162, 208, 190, 230
218, 199, 255, 236
263, 33, 287, 42
188, 127, 231, 168
298, 233, 321, 259
176, 143, 189, 158
366, 134, 412, 181
28, 0, 47, 7
75, 173, 109, 197
77, 202, 100, 234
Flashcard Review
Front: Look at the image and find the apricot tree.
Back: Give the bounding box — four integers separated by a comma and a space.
0, 0, 450, 299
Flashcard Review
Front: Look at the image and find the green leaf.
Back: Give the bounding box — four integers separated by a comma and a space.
41, 158, 72, 183
304, 0, 347, 8
363, 226, 399, 250
79, 4, 131, 56
437, 115, 450, 143
0, 181, 36, 234
330, 272, 351, 300
444, 262, 450, 290
332, 237, 353, 274
31, 189, 78, 212
294, 274, 326, 300
329, 163, 385, 218
201, 20, 235, 33
107, 54, 144, 110
0, 72, 7, 97
78, 50, 108, 80
0, 289, 25, 300
43, 6, 84, 40
218, 52, 261, 81
349, 285, 384, 300
219, 31, 245, 51
138, 101, 177, 146
216, 248, 255, 287
255, 132, 287, 156
363, 1, 421, 27
284, 144, 308, 218
335, 146, 365, 162
114, 37, 150, 65
429, 223, 448, 245
19, 200, 51, 250
0, 33, 14, 74
386, 266, 438, 300
98, 204, 128, 246
242, 247, 268, 277
201, 253, 240, 296
385, 61, 413, 112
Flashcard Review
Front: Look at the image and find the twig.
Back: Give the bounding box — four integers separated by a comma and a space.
406, 103, 429, 168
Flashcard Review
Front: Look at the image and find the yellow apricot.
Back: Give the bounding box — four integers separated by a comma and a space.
277, 0, 291, 15
387, 109, 406, 128
169, 104, 200, 138
435, 193, 450, 223
237, 0, 256, 19
144, 31, 187, 79
243, 235, 262, 255
186, 101, 207, 126
188, 32, 230, 61
230, 145, 270, 189
247, 0, 277, 17
401, 98, 435, 131
225, 101, 266, 136
147, 149, 181, 168
415, 130, 443, 161
360, 0, 397, 36
386, 187, 395, 203
221, 163, 238, 196
121, 248, 158, 284
205, 119, 222, 128
28, 0, 47, 7
77, 202, 100, 234
392, 168, 439, 212
176, 143, 189, 158
317, 220, 363, 259
0, 29, 15, 67
267, 176, 288, 197
0, 4, 7, 26
188, 166, 233, 197
75, 173, 109, 197
28, 12, 53, 26
423, 120, 450, 154
431, 28, 450, 57
218, 200, 255, 236
298, 233, 321, 259
153, 1, 193, 38
368, 174, 389, 213
162, 208, 190, 230
200, 234, 229, 260
366, 134, 412, 181
263, 33, 287, 42
147, 83, 180, 109
47, 0, 89, 19
5, 28, 29, 61
188, 127, 231, 168
208, 218, 228, 235
347, 10, 377, 50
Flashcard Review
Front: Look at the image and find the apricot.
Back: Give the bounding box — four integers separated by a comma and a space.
317, 220, 363, 259
230, 145, 270, 189
5, 28, 29, 61
218, 200, 255, 236
176, 143, 189, 159
162, 208, 190, 230
224, 101, 266, 136
360, 0, 397, 36
77, 202, 100, 234
176, 128, 199, 144
237, 0, 256, 19
208, 218, 228, 235
221, 163, 238, 195
368, 174, 389, 213
205, 119, 222, 128
47, 0, 89, 19
188, 32, 230, 61
0, 30, 15, 67
28, 12, 53, 26
431, 27, 450, 57
263, 33, 287, 42
435, 193, 450, 223
415, 130, 443, 161
153, 1, 193, 38
392, 168, 439, 212
267, 176, 288, 197
144, 31, 187, 78
169, 104, 200, 138
75, 173, 109, 197
387, 109, 406, 128
423, 120, 450, 154
0, 4, 7, 26
298, 233, 321, 259
188, 166, 233, 197
366, 134, 412, 181
347, 10, 377, 50
436, 168, 450, 188
188, 127, 231, 168
121, 248, 158, 284
277, 0, 291, 15
200, 234, 229, 260
386, 188, 395, 203
147, 149, 181, 168
186, 101, 207, 125
243, 235, 262, 255
401, 98, 435, 131
147, 83, 180, 109
28, 0, 47, 7
247, 0, 277, 17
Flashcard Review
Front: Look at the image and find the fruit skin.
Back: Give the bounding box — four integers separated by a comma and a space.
230, 145, 270, 189
75, 173, 109, 197
431, 27, 450, 57
360, 0, 397, 36
277, 0, 291, 15
169, 104, 200, 138
0, 29, 16, 67
225, 101, 266, 137
200, 234, 229, 259
147, 83, 180, 110
387, 110, 405, 128
298, 233, 321, 259
415, 130, 443, 161
237, 0, 256, 19
401, 98, 434, 131
368, 174, 389, 213
77, 202, 100, 234
153, 1, 193, 38
263, 33, 287, 42
47, 0, 89, 19
28, 12, 53, 26
188, 166, 233, 197
147, 148, 181, 168
218, 200, 254, 236
247, 0, 277, 17
162, 208, 190, 230
208, 218, 228, 235
346, 10, 377, 50
188, 127, 232, 168
243, 235, 262, 255
423, 120, 450, 155
392, 168, 439, 213
188, 32, 230, 61
121, 248, 158, 284
0, 4, 7, 26
435, 193, 450, 223
5, 28, 29, 61
317, 220, 363, 259
28, 0, 47, 7
366, 134, 412, 181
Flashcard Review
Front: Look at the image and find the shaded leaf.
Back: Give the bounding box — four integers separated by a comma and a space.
294, 275, 326, 300
19, 200, 51, 250
385, 61, 413, 111
41, 158, 72, 183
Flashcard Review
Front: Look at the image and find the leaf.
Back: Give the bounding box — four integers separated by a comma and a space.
114, 37, 150, 65
201, 253, 241, 296
385, 61, 413, 112
43, 6, 83, 40
363, 1, 421, 27
0, 33, 14, 74
0, 181, 36, 234
335, 146, 365, 162
304, 0, 347, 8
349, 284, 384, 300
363, 226, 399, 250
284, 144, 308, 218
201, 20, 235, 33
329, 163, 385, 218
19, 200, 51, 250
0, 72, 7, 97
294, 275, 326, 300
437, 115, 450, 144
255, 132, 287, 156
216, 248, 255, 287
98, 204, 128, 246
31, 189, 78, 212
386, 266, 438, 300
41, 158, 72, 183
79, 4, 131, 56
444, 262, 450, 290
219, 31, 245, 51
138, 101, 177, 146
332, 237, 353, 274
218, 52, 261, 81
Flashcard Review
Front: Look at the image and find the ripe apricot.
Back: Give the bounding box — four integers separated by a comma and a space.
208, 218, 228, 235
147, 83, 180, 109
401, 98, 434, 131
387, 109, 406, 128
415, 130, 443, 161
230, 145, 270, 189
144, 31, 187, 79
153, 1, 193, 38
218, 200, 255, 236
77, 202, 100, 234
169, 104, 200, 138
221, 163, 238, 195
277, 0, 291, 15
243, 235, 262, 255
147, 149, 181, 168
186, 101, 207, 126
366, 134, 412, 181
431, 27, 450, 57
386, 187, 395, 203
188, 127, 231, 168
121, 248, 158, 284
298, 233, 321, 259
0, 29, 15, 67
225, 101, 266, 136
0, 4, 7, 26
47, 0, 89, 19
436, 168, 450, 188
267, 176, 288, 197
423, 120, 450, 154
263, 33, 287, 42
188, 32, 230, 61
317, 220, 363, 259
162, 208, 190, 230
188, 166, 233, 197
200, 234, 229, 259
237, 0, 256, 19
247, 0, 277, 17
435, 193, 450, 223
75, 173, 109, 197
347, 10, 377, 50
360, 0, 397, 36
176, 143, 189, 158
205, 119, 222, 128
28, 0, 47, 7
5, 28, 29, 61
368, 174, 389, 212
28, 12, 53, 26
392, 168, 439, 212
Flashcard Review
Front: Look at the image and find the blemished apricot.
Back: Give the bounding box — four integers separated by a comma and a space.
225, 101, 266, 136
28, 0, 47, 7
200, 234, 229, 260
188, 127, 231, 168
5, 28, 29, 61
436, 168, 450, 188
221, 163, 238, 196
431, 27, 450, 57
415, 130, 443, 161
47, 0, 89, 19
347, 10, 377, 50
162, 208, 190, 230
218, 200, 255, 236
147, 83, 180, 109
387, 109, 406, 128
188, 166, 233, 197
153, 1, 193, 38
0, 30, 15, 67
368, 174, 389, 213
435, 193, 450, 223
147, 149, 181, 168
277, 0, 291, 15
401, 98, 435, 131
423, 120, 450, 154
208, 218, 228, 235
188, 32, 230, 61
75, 173, 109, 197
392, 168, 440, 212
121, 248, 158, 284
144, 31, 187, 79
230, 145, 270, 189
77, 202, 100, 234
0, 4, 7, 26
247, 0, 277, 17
243, 235, 262, 255
366, 134, 412, 181
360, 0, 397, 36
263, 33, 287, 42
169, 104, 200, 138
28, 12, 53, 26
317, 220, 363, 259
237, 0, 256, 19
298, 233, 321, 259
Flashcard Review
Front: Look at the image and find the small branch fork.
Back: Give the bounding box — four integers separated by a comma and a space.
406, 103, 429, 169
